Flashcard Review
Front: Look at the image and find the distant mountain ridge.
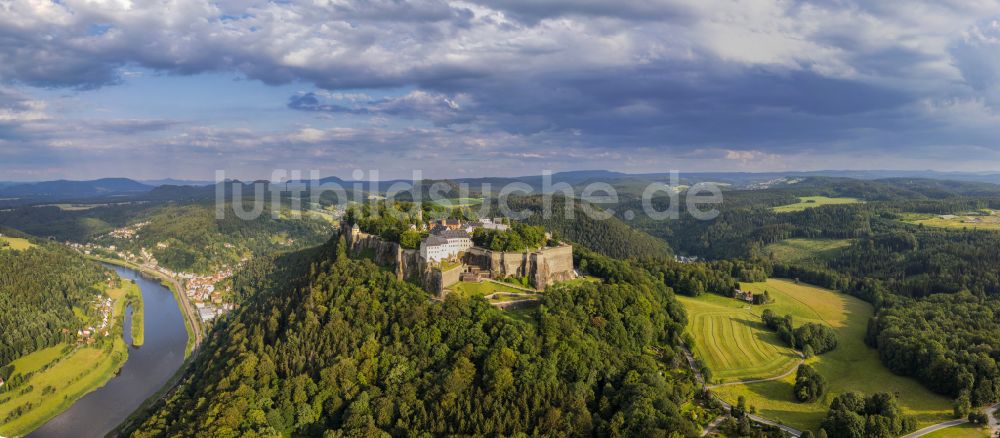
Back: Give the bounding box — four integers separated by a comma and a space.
6, 170, 1000, 203
0, 178, 153, 199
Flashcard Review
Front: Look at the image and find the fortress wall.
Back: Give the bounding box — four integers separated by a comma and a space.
465, 244, 574, 289
343, 223, 574, 293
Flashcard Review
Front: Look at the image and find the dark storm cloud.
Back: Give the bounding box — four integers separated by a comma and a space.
4, 0, 1000, 178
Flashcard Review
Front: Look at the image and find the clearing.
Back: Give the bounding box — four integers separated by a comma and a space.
681, 279, 952, 432
0, 236, 36, 251
902, 210, 1000, 232
765, 238, 852, 265
772, 196, 861, 213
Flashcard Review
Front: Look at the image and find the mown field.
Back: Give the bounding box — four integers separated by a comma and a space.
771, 196, 861, 212
682, 279, 952, 432
678, 293, 800, 382
765, 238, 852, 265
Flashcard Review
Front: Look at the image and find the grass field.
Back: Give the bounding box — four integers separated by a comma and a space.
0, 236, 36, 250
902, 210, 1000, 231
0, 341, 127, 436
772, 196, 861, 213
922, 423, 991, 438
35, 203, 103, 211
679, 293, 800, 382
432, 197, 483, 208
0, 277, 141, 435
450, 280, 530, 297
765, 238, 852, 265
681, 279, 953, 432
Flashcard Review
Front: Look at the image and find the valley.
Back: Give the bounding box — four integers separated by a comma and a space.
685, 279, 952, 432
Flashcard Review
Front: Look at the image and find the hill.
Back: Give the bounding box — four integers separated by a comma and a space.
0, 201, 335, 274
0, 232, 107, 367
127, 237, 704, 436
498, 195, 673, 260
0, 178, 152, 199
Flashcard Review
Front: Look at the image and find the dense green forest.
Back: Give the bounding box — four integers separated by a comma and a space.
608, 177, 1000, 410
491, 196, 673, 260
127, 235, 710, 436
0, 232, 107, 368
867, 292, 1000, 406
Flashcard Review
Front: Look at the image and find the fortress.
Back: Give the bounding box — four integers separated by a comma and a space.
340, 222, 574, 296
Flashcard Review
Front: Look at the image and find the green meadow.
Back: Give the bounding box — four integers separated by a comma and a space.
450, 280, 533, 298
772, 196, 861, 213
0, 236, 36, 251
765, 238, 852, 265
0, 342, 127, 436
681, 279, 952, 432
0, 280, 140, 436
678, 293, 800, 382
902, 210, 1000, 232
922, 423, 991, 438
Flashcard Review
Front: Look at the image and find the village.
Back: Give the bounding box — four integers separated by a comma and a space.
66, 223, 239, 325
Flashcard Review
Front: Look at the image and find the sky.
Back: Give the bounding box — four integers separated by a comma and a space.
3, 0, 1000, 181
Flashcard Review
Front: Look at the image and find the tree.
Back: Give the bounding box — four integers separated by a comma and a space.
732, 396, 747, 419
794, 323, 838, 354
821, 392, 916, 438
803, 344, 815, 358
969, 411, 988, 425
794, 364, 827, 402
954, 392, 972, 418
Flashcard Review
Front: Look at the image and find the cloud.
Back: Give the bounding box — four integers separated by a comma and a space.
4, 0, 1000, 179
288, 90, 473, 126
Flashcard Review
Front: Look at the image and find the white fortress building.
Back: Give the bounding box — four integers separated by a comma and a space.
420, 229, 473, 262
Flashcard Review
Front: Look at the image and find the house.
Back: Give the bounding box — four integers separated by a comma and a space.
734, 288, 754, 303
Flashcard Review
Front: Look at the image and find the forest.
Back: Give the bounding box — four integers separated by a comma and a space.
615, 178, 1000, 410
0, 232, 107, 368
127, 235, 709, 436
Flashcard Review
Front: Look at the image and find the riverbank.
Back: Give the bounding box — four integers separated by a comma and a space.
112, 281, 145, 347
0, 280, 138, 436
86, 256, 202, 356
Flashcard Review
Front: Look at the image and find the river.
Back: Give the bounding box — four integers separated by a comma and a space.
29, 264, 189, 438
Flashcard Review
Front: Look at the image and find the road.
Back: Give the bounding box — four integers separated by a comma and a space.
680, 346, 803, 437
901, 403, 999, 438
900, 419, 969, 438
989, 403, 999, 436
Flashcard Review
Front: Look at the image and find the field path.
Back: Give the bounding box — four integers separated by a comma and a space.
680, 345, 803, 437
706, 351, 805, 389
900, 403, 999, 438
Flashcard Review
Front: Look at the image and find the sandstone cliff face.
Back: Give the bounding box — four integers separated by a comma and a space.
341, 223, 454, 297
